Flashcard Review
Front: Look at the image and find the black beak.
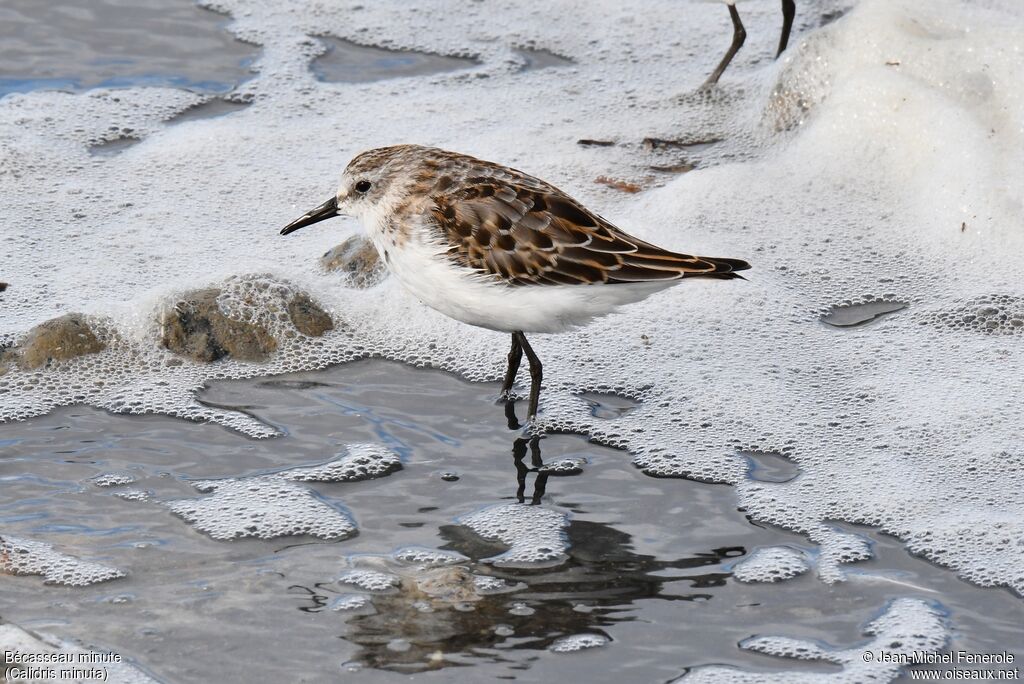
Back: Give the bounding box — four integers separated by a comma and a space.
280, 197, 339, 235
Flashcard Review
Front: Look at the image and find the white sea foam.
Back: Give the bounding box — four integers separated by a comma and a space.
91, 472, 137, 487
679, 598, 949, 683
165, 476, 356, 540
281, 443, 401, 482
1, 0, 1022, 674
550, 633, 609, 653
459, 503, 570, 567
336, 569, 400, 594
0, 536, 125, 586
0, 624, 160, 684
330, 593, 373, 612
391, 546, 468, 567
731, 545, 810, 583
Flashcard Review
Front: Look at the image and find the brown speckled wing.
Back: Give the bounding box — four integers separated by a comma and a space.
430, 178, 750, 286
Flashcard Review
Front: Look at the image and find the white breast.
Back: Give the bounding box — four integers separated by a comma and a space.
364, 212, 676, 334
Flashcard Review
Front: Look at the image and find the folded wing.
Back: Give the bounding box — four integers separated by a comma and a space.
430, 178, 750, 286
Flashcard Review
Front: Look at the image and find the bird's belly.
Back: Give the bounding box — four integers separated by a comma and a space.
376, 238, 674, 334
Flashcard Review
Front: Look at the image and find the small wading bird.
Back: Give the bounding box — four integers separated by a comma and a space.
703, 0, 796, 87
281, 145, 750, 420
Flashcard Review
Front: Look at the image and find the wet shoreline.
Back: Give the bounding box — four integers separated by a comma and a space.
2, 0, 1023, 681
2, 360, 1022, 682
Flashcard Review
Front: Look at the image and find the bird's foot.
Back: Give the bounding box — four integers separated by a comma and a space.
499, 385, 530, 403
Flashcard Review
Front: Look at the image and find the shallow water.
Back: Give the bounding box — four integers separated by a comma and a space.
2, 361, 1021, 682
2, 0, 1023, 681
312, 37, 480, 84
0, 0, 255, 96
821, 301, 909, 328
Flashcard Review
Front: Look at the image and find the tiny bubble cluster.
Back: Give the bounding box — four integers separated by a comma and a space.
113, 489, 152, 502
166, 475, 355, 540
282, 443, 401, 482
471, 575, 519, 595
91, 472, 137, 487
549, 633, 609, 653
459, 503, 570, 567
679, 598, 949, 683
915, 294, 1024, 336
391, 546, 467, 566
0, 535, 125, 586
330, 594, 373, 611
336, 569, 400, 593
731, 546, 810, 583
537, 456, 587, 475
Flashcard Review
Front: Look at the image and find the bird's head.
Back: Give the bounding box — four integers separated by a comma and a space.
280, 145, 425, 236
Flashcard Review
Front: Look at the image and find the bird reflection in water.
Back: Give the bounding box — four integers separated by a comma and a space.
512, 435, 547, 504
287, 408, 748, 673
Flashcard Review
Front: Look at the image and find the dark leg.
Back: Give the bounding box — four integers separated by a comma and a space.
777, 0, 796, 57
512, 437, 530, 503
531, 472, 550, 505
514, 331, 543, 420
527, 436, 549, 503
528, 436, 543, 469
512, 436, 548, 504
702, 4, 746, 88
500, 333, 523, 397
504, 400, 521, 431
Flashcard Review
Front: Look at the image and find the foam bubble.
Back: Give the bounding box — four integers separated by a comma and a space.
678, 598, 949, 682
337, 569, 399, 594
0, 536, 125, 587
549, 633, 609, 653
391, 546, 468, 567
113, 489, 151, 502
330, 593, 373, 611
731, 546, 810, 583
459, 503, 570, 567
165, 476, 356, 540
915, 294, 1024, 336
0, 623, 160, 684
537, 457, 587, 475
91, 472, 137, 487
282, 443, 401, 482
471, 575, 518, 595
507, 602, 535, 617
327, 589, 372, 610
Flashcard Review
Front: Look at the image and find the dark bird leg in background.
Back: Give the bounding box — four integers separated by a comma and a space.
778, 0, 796, 57
514, 331, 543, 420
703, 4, 746, 88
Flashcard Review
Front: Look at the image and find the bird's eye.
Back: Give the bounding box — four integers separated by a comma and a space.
354, 180, 372, 193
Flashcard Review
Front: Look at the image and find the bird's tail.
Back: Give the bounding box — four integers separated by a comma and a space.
689, 256, 751, 280
600, 233, 752, 284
